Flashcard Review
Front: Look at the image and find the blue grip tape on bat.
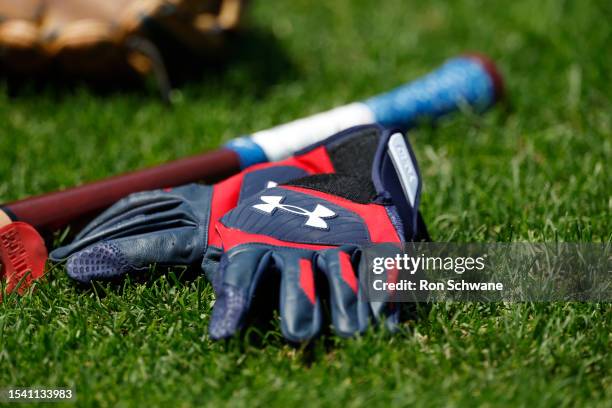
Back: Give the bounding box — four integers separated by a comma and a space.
225, 54, 503, 168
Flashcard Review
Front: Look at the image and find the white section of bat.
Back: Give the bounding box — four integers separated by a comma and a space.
250, 102, 376, 161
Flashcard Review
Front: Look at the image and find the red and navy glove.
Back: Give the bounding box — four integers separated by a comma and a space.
49, 127, 375, 283
207, 125, 429, 342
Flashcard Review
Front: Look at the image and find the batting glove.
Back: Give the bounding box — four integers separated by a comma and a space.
49, 125, 389, 283
207, 125, 429, 342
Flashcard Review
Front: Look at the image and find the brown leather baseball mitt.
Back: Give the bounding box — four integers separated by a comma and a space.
0, 0, 245, 99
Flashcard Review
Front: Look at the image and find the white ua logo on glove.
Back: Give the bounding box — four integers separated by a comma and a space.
253, 196, 336, 229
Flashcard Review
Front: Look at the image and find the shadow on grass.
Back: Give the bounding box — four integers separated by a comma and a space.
0, 28, 297, 102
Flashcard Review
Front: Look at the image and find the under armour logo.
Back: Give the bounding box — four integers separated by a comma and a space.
253, 196, 336, 229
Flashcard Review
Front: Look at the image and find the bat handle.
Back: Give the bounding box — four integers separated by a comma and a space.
365, 53, 503, 128
226, 54, 504, 167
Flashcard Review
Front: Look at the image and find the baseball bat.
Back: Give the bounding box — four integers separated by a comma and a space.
1, 54, 503, 231
0, 53, 503, 294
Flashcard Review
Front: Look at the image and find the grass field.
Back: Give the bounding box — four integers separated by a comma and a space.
1, 0, 611, 406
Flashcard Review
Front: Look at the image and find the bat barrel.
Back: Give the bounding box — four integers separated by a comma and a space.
1, 149, 241, 231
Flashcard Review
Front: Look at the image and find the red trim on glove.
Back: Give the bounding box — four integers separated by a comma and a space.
209, 177, 244, 248
208, 146, 336, 248
216, 223, 334, 251
299, 259, 316, 304
339, 251, 358, 293
289, 145, 335, 174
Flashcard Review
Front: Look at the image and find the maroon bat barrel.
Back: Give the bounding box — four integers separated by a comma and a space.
1, 148, 241, 231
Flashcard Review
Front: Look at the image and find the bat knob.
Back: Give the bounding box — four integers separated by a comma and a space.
0, 222, 48, 299
462, 52, 505, 102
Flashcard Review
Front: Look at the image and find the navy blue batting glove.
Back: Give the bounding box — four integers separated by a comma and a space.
49, 125, 394, 284
207, 126, 429, 342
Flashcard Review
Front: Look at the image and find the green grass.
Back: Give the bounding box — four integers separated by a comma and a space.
1, 0, 610, 406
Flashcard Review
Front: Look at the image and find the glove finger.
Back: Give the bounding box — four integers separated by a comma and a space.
65, 226, 203, 283
66, 241, 135, 283
51, 213, 197, 261
317, 248, 370, 337
360, 245, 403, 331
51, 184, 210, 261
368, 301, 401, 333
274, 251, 322, 342
75, 187, 197, 239
209, 247, 273, 340
76, 198, 183, 239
